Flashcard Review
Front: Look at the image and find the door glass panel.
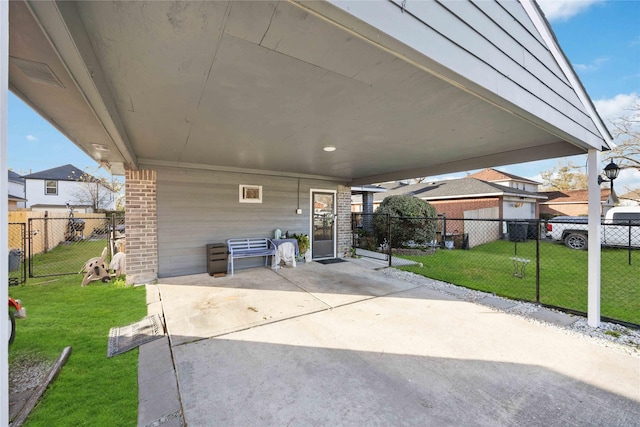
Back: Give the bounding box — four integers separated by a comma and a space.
312, 192, 335, 258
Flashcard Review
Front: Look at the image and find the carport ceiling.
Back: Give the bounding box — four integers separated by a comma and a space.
9, 1, 588, 183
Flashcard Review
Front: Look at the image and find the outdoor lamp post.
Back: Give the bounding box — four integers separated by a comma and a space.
598, 160, 620, 191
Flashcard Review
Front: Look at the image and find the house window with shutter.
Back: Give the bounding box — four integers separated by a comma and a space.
45, 180, 58, 195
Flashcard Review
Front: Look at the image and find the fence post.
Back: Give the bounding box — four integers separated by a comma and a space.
442, 213, 447, 248
628, 220, 632, 266
21, 223, 26, 284
387, 214, 392, 268
27, 218, 33, 278
536, 220, 540, 303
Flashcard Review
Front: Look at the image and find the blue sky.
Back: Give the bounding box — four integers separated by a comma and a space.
7, 0, 640, 188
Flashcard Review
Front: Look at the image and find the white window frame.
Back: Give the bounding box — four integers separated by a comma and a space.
45, 180, 58, 195
239, 185, 262, 203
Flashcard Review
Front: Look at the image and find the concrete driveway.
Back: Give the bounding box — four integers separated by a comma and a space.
141, 259, 640, 426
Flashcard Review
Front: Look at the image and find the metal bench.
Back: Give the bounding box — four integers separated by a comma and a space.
227, 238, 277, 276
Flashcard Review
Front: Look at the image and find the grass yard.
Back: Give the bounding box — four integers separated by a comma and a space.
397, 239, 640, 326
29, 239, 111, 277
9, 263, 147, 426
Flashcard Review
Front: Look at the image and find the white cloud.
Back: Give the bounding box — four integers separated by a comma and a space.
573, 57, 608, 72
594, 93, 639, 121
26, 134, 38, 142
612, 168, 640, 193
537, 0, 605, 22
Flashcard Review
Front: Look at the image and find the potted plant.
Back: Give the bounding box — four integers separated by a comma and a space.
292, 233, 310, 261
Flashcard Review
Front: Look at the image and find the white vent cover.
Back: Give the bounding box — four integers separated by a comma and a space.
10, 56, 64, 88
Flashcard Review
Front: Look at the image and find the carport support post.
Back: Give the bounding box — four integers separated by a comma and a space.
587, 149, 602, 327
1, 1, 9, 423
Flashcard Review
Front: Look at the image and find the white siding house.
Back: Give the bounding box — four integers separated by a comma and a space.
8, 170, 25, 210
22, 164, 117, 212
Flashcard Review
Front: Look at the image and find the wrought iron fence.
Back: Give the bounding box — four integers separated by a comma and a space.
352, 213, 640, 328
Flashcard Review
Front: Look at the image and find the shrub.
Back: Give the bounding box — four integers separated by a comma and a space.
372, 195, 437, 248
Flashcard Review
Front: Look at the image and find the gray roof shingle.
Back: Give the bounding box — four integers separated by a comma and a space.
22, 164, 90, 181
374, 178, 546, 202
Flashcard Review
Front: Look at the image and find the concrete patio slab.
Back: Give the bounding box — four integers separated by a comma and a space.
172, 283, 640, 426
142, 260, 640, 427
158, 269, 331, 345
275, 261, 420, 307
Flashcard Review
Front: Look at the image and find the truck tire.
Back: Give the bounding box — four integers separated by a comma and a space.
564, 233, 587, 250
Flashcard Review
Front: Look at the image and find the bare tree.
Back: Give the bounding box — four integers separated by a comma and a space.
604, 101, 640, 170
69, 168, 124, 212
539, 159, 588, 191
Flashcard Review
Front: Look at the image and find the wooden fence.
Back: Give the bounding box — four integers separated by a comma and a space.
8, 211, 109, 255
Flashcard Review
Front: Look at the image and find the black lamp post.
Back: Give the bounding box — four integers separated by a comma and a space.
598, 160, 620, 191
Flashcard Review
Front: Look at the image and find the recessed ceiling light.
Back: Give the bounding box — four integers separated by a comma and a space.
323, 145, 336, 152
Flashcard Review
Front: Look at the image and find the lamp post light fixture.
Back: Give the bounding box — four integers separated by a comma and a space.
597, 160, 620, 191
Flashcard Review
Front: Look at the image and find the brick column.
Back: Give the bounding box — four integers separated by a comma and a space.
336, 185, 352, 258
125, 169, 158, 284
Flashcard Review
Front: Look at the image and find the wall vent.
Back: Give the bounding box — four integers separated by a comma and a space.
10, 56, 65, 88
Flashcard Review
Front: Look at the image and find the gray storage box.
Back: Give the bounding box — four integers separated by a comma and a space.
207, 243, 228, 276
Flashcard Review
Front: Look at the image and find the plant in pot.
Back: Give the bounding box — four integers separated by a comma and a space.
292, 233, 310, 261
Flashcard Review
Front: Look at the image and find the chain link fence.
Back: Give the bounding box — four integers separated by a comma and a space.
352, 213, 640, 328
24, 213, 125, 278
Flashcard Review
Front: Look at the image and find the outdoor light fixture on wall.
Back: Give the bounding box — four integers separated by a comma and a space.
597, 160, 620, 191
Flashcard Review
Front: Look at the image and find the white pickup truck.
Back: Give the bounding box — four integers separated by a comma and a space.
547, 207, 640, 250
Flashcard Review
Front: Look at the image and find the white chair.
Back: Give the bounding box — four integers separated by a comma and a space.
273, 242, 297, 269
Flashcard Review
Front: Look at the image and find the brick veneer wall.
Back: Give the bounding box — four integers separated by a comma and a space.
125, 169, 158, 284
337, 185, 352, 257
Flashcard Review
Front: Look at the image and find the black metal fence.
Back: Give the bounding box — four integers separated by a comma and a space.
23, 213, 125, 278
352, 213, 640, 328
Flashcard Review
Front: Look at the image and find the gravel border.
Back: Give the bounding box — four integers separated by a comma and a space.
380, 267, 640, 357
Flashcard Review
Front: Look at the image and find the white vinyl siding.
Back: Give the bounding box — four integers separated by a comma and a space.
329, 0, 604, 149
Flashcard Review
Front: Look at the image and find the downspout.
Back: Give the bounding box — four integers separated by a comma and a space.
1, 1, 9, 423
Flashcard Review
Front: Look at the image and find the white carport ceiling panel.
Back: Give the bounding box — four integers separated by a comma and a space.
78, 0, 560, 179
8, 1, 122, 164
9, 0, 604, 183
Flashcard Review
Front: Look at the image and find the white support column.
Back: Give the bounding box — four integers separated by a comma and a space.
587, 149, 602, 327
1, 0, 10, 424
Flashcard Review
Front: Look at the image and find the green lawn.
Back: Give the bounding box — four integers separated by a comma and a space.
397, 239, 640, 326
29, 239, 111, 278
9, 266, 146, 426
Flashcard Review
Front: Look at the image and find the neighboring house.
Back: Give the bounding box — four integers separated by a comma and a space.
351, 185, 387, 213
353, 169, 545, 221
467, 168, 540, 193
371, 177, 547, 221
7, 1, 613, 283
618, 190, 640, 207
8, 170, 26, 211
22, 164, 117, 213
539, 188, 616, 217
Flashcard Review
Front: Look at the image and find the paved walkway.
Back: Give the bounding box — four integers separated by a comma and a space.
138, 259, 640, 427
